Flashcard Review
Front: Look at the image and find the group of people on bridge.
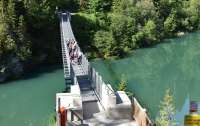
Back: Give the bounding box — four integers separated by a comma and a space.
66, 39, 82, 65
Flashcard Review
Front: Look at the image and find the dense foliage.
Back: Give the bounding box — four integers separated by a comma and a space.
0, 0, 200, 80
76, 0, 200, 58
0, 0, 78, 80
0, 0, 79, 63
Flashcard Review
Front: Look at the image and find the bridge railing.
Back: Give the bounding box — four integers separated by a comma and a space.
68, 60, 79, 86
64, 40, 72, 76
88, 65, 115, 100
81, 53, 89, 75
60, 16, 71, 79
74, 44, 89, 76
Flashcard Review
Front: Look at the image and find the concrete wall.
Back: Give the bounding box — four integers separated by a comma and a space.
101, 84, 116, 109
56, 84, 83, 126
106, 91, 132, 120
70, 85, 82, 108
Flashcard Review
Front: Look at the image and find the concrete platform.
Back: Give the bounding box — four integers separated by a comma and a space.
84, 115, 137, 126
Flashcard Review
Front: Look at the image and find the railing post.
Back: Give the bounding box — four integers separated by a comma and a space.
92, 68, 95, 88
71, 111, 74, 121
96, 73, 98, 95
59, 107, 67, 126
99, 76, 103, 99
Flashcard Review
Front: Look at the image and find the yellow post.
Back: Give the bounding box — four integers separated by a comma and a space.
184, 114, 200, 126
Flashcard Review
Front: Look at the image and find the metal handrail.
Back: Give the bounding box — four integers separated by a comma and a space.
69, 109, 83, 124
89, 63, 115, 95
60, 16, 71, 79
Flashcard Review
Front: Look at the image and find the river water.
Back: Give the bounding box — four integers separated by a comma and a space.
91, 32, 200, 125
0, 66, 65, 126
0, 32, 200, 126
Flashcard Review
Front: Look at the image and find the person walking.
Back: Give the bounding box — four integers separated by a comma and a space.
77, 51, 82, 65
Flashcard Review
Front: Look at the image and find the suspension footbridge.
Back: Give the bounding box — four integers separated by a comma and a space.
55, 11, 152, 126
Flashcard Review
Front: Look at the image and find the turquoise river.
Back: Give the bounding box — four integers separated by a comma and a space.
0, 32, 200, 126
0, 66, 65, 126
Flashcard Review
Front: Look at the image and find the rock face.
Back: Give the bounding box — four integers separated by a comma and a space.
10, 57, 24, 77
0, 56, 23, 83
0, 52, 54, 83
0, 73, 8, 83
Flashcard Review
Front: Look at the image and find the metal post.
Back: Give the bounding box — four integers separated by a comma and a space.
59, 107, 67, 126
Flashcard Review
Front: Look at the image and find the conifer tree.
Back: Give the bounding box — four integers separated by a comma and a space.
156, 89, 176, 126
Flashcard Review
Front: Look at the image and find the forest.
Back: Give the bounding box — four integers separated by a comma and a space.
0, 0, 200, 81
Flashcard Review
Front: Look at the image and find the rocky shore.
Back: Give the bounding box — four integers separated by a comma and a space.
0, 53, 50, 83
0, 57, 23, 83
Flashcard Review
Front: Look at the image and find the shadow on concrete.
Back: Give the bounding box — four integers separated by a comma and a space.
83, 101, 100, 120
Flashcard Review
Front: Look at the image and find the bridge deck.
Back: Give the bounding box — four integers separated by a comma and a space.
62, 13, 87, 77
76, 76, 98, 103
61, 12, 98, 106
72, 63, 87, 76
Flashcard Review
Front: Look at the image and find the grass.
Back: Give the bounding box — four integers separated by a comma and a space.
47, 114, 56, 126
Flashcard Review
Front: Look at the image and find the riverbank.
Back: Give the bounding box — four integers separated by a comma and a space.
0, 30, 190, 83
0, 51, 62, 83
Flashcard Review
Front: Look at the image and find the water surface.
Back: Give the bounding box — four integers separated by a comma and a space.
0, 66, 65, 126
91, 32, 200, 125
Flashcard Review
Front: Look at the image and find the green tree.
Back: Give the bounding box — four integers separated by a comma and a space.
132, 31, 145, 47
153, 0, 182, 19
110, 14, 136, 53
117, 75, 133, 96
16, 16, 31, 61
0, 0, 17, 56
112, 0, 134, 13
94, 30, 118, 58
112, 0, 121, 12
132, 20, 158, 47
185, 0, 200, 30
118, 76, 127, 91
0, 0, 32, 62
87, 0, 112, 13
164, 11, 177, 36
156, 89, 176, 126
7, 0, 16, 25
135, 0, 157, 25
143, 20, 158, 44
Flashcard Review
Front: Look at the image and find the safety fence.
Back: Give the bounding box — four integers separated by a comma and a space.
131, 97, 153, 126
